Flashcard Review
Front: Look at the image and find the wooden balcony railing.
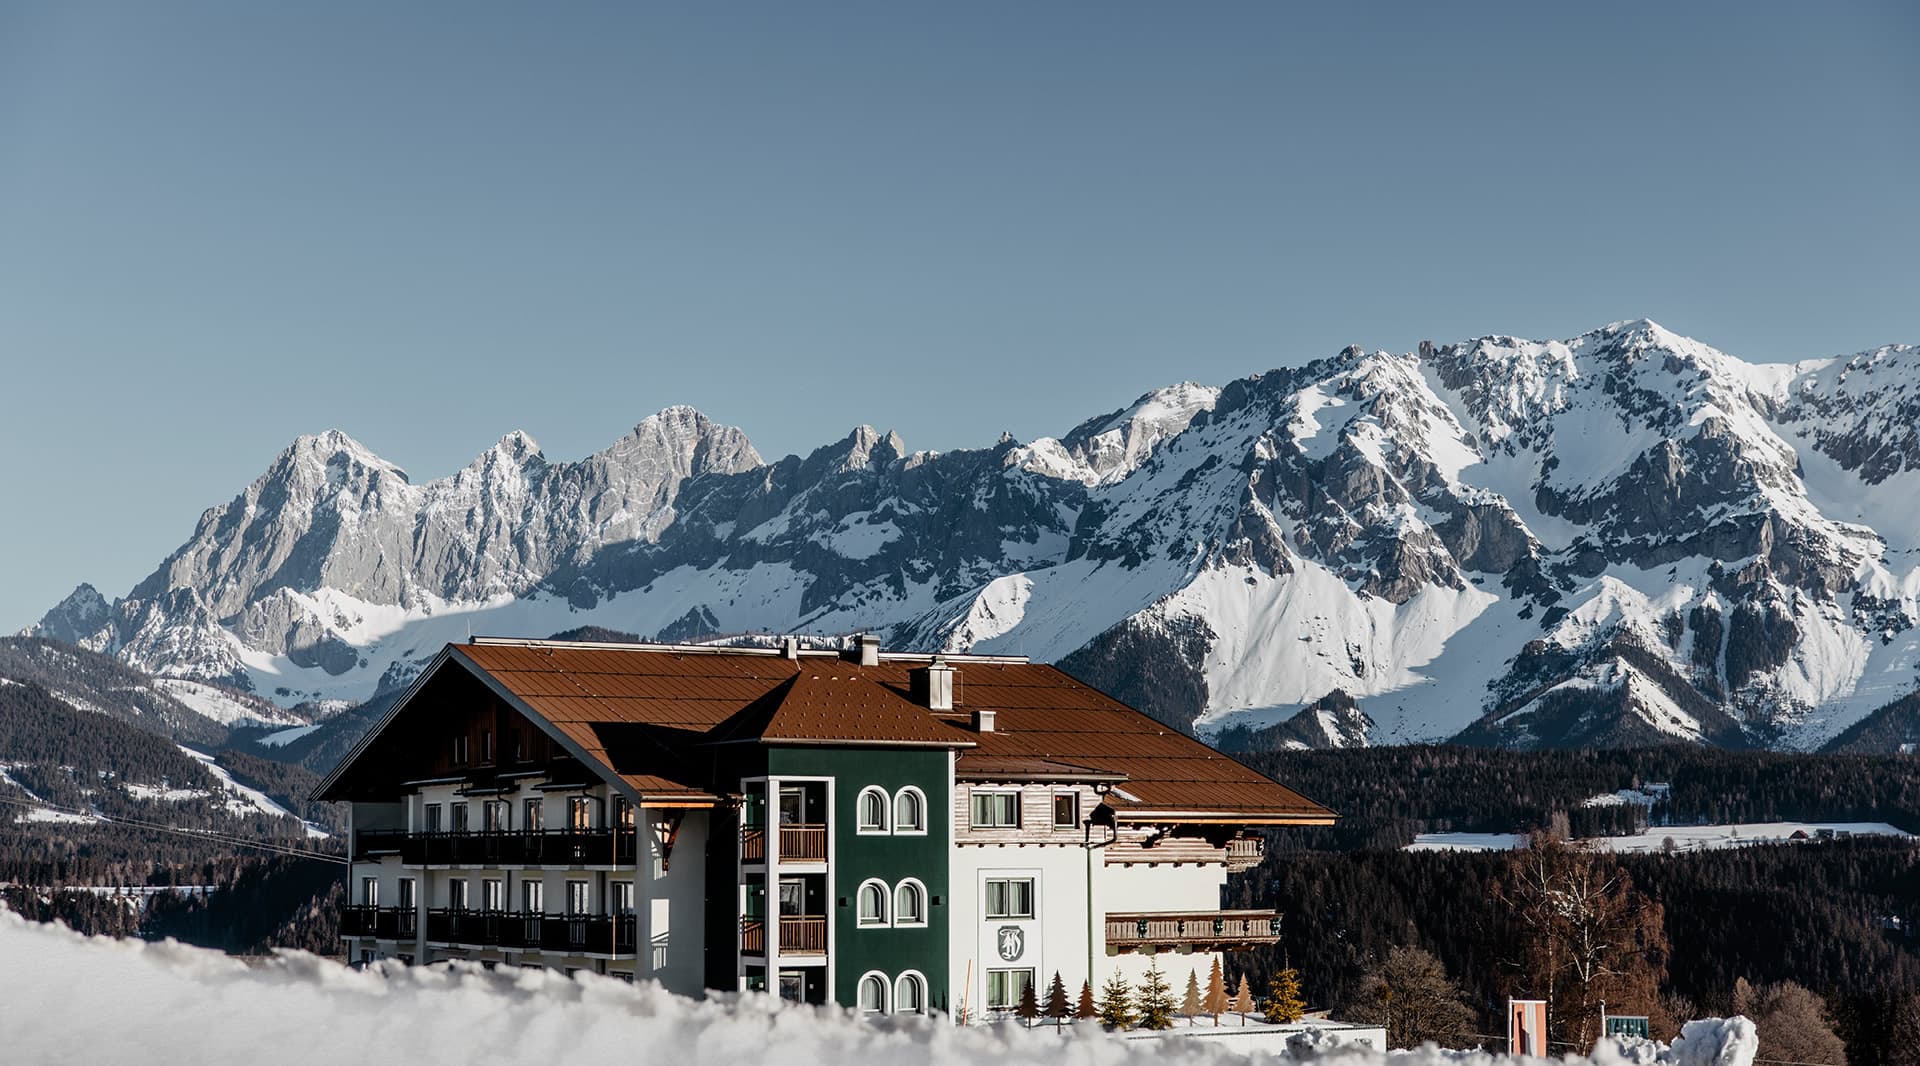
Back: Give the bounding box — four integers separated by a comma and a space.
351, 829, 409, 862
778, 825, 827, 862
1105, 910, 1282, 953
1225, 836, 1265, 872
340, 905, 416, 939
779, 915, 827, 955
740, 824, 827, 864
391, 829, 636, 867
424, 910, 635, 954
738, 916, 827, 956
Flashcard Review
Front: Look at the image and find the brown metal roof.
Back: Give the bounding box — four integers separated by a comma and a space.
707, 672, 980, 748
446, 642, 1333, 824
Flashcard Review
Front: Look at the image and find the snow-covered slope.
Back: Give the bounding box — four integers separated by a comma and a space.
29, 321, 1920, 751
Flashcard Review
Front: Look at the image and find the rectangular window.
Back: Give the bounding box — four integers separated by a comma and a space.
448, 879, 469, 911
397, 878, 416, 912
523, 798, 544, 832
423, 803, 442, 833
1053, 792, 1080, 829
452, 734, 469, 766
986, 969, 1034, 1012
984, 878, 1034, 920
483, 800, 509, 832
566, 880, 591, 916
513, 730, 526, 762
568, 796, 594, 830
361, 877, 379, 907
523, 879, 544, 914
970, 791, 1020, 829
778, 971, 805, 1003
612, 882, 634, 916
480, 730, 494, 764
451, 802, 470, 833
482, 879, 503, 912
613, 796, 634, 829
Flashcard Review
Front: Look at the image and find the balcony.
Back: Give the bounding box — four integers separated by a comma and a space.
739, 824, 826, 865
738, 915, 827, 957
340, 905, 417, 939
424, 910, 636, 954
1225, 836, 1265, 872
354, 830, 636, 867
1105, 910, 1283, 953
351, 829, 409, 862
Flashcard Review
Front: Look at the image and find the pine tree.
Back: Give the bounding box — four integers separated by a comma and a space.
1136, 959, 1176, 1030
1098, 972, 1136, 1029
1203, 956, 1230, 1025
1264, 967, 1306, 1024
1181, 969, 1203, 1024
1233, 974, 1256, 1023
1076, 980, 1098, 1021
1016, 977, 1042, 1027
1044, 972, 1070, 1026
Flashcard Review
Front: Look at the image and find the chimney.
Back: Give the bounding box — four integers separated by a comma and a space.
971, 708, 996, 733
782, 636, 800, 660
912, 657, 956, 712
857, 633, 880, 667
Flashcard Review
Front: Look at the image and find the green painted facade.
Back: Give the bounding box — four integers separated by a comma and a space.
766, 746, 951, 1012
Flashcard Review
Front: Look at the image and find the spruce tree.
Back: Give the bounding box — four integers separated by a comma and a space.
1181, 968, 1204, 1024
1044, 972, 1070, 1026
1203, 957, 1230, 1025
1016, 977, 1042, 1027
1098, 971, 1136, 1029
1264, 968, 1306, 1024
1075, 980, 1098, 1021
1136, 959, 1176, 1030
1233, 974, 1256, 1022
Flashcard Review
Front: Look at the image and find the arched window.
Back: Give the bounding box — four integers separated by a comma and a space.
857, 972, 889, 1014
892, 786, 926, 835
857, 879, 890, 926
894, 971, 926, 1014
893, 879, 926, 927
857, 787, 890, 834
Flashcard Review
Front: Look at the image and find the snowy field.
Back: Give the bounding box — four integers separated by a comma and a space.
0, 914, 1760, 1066
1407, 822, 1912, 854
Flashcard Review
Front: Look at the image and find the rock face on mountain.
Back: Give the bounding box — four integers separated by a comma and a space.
28, 322, 1920, 751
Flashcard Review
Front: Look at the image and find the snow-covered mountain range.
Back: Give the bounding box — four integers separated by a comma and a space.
27, 321, 1920, 751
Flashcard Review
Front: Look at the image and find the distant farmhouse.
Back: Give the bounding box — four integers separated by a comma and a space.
318, 636, 1334, 1018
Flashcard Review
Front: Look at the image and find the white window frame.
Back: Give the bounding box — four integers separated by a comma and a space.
984, 877, 1035, 920
481, 878, 503, 912
566, 879, 591, 916
986, 968, 1034, 1012
857, 971, 890, 1014
893, 878, 928, 928
856, 786, 891, 835
894, 970, 927, 1014
361, 876, 379, 907
892, 786, 927, 835
1052, 790, 1080, 829
970, 789, 1020, 829
856, 878, 891, 927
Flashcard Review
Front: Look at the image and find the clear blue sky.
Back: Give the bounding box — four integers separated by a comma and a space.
2, 2, 1916, 631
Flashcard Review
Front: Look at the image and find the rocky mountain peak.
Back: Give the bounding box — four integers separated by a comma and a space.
34, 322, 1920, 755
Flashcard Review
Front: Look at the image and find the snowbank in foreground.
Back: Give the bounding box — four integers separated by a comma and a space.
0, 914, 1757, 1066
